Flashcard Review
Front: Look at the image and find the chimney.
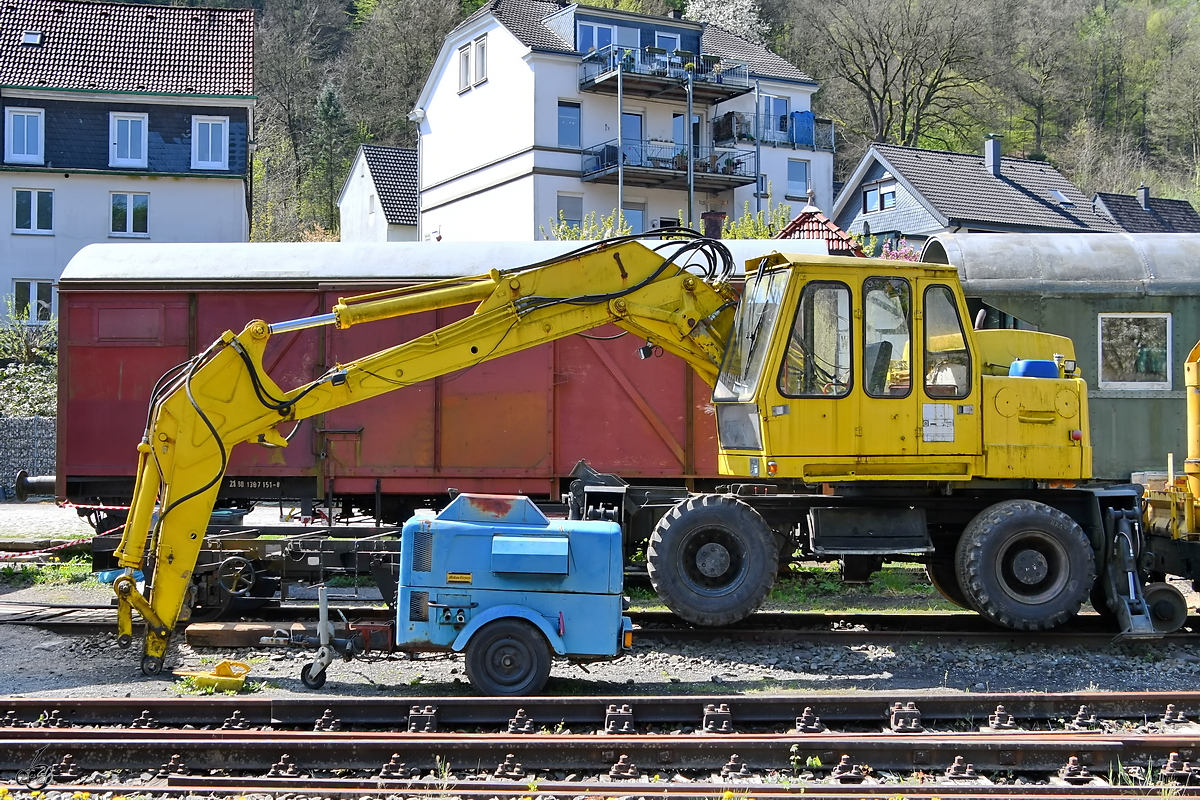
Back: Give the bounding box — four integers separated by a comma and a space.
1137, 184, 1150, 210
669, 9, 682, 18
984, 135, 1002, 178
701, 211, 726, 239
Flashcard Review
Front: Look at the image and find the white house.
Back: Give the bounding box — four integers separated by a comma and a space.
409, 0, 833, 242
338, 145, 419, 242
0, 0, 254, 323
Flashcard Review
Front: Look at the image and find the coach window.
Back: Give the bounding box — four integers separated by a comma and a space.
1097, 312, 1171, 390
778, 281, 851, 397
862, 276, 911, 397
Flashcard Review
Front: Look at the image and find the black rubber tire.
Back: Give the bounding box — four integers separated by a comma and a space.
926, 559, 971, 609
300, 662, 327, 690
646, 494, 778, 627
956, 499, 1095, 631
464, 619, 552, 697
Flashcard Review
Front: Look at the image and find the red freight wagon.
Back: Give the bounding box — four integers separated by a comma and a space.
57, 240, 822, 526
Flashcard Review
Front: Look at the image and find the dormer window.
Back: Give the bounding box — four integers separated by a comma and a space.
21, 30, 43, 46
863, 182, 897, 213
578, 21, 613, 52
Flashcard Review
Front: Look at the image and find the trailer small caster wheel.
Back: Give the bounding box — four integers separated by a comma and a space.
1144, 582, 1188, 633
141, 655, 164, 676
300, 663, 327, 689
116, 634, 132, 649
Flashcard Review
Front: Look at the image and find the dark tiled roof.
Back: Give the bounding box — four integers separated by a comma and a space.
362, 145, 418, 226
455, 0, 571, 53
454, 1, 811, 82
702, 25, 813, 83
776, 204, 863, 255
0, 0, 254, 96
1093, 192, 1200, 233
872, 143, 1122, 233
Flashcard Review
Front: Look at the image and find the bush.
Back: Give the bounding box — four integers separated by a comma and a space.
0, 361, 57, 417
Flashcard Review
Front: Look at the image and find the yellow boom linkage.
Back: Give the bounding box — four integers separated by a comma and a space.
112, 238, 739, 673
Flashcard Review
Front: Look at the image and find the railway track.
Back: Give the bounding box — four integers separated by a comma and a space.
1, 693, 1198, 795
3, 600, 1198, 647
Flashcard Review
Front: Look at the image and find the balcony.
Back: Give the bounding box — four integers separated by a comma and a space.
712, 110, 836, 152
580, 138, 757, 191
578, 45, 752, 104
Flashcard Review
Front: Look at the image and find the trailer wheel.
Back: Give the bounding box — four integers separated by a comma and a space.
926, 560, 970, 609
300, 662, 327, 690
647, 494, 778, 627
465, 619, 552, 697
956, 500, 1095, 631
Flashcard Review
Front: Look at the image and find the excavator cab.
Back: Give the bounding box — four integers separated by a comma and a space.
714, 255, 983, 482
712, 254, 1088, 484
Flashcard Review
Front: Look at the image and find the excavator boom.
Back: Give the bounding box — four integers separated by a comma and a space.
112, 235, 740, 672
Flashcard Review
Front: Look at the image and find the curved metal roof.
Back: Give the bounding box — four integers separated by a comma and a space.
922, 233, 1200, 296
59, 239, 827, 287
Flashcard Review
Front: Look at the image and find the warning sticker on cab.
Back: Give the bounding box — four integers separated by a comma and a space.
447, 572, 473, 584
922, 403, 954, 442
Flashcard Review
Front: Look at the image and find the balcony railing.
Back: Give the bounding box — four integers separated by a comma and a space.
581, 137, 757, 189
578, 44, 751, 91
712, 110, 836, 152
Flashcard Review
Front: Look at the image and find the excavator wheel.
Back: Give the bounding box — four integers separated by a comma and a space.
956, 500, 1095, 631
926, 559, 971, 609
647, 494, 777, 627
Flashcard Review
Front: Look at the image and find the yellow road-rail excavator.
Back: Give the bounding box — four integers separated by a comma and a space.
108, 232, 1198, 675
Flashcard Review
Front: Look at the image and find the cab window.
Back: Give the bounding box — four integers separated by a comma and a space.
923, 284, 972, 399
862, 277, 911, 397
778, 281, 851, 397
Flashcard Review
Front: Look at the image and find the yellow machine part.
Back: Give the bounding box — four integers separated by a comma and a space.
173, 660, 251, 692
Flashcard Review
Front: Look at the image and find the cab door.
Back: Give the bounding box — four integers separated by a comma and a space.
854, 275, 919, 456
915, 280, 981, 457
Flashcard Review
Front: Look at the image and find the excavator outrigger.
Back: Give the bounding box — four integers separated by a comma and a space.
111, 232, 1200, 676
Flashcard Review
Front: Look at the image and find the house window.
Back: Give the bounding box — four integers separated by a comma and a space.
111, 192, 149, 236
5, 108, 44, 165
621, 202, 645, 234
756, 173, 769, 197
578, 21, 614, 52
787, 159, 809, 198
1098, 313, 1171, 390
762, 95, 788, 139
558, 101, 581, 148
474, 35, 487, 84
13, 189, 52, 233
864, 182, 896, 213
864, 186, 879, 213
557, 194, 583, 229
13, 279, 52, 322
110, 113, 148, 168
191, 116, 229, 170
655, 32, 680, 52
458, 45, 471, 92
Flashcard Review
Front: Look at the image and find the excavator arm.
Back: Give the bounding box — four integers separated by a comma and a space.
112, 235, 741, 673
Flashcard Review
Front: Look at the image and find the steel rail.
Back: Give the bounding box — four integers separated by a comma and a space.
1, 729, 1197, 772
14, 781, 1200, 799
2, 692, 1198, 729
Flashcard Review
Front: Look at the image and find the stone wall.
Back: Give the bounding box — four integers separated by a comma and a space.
0, 416, 55, 490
